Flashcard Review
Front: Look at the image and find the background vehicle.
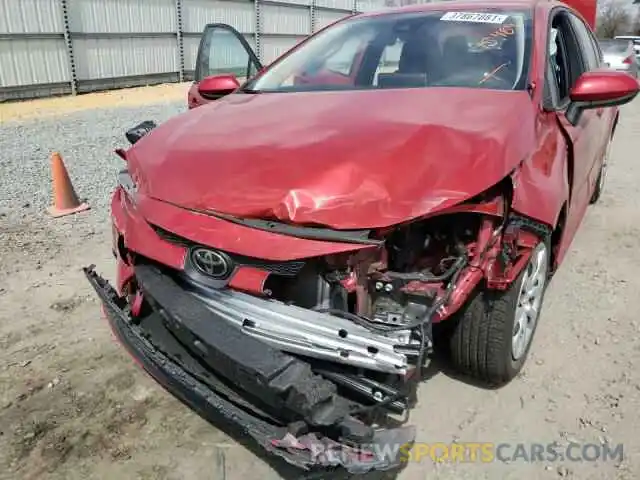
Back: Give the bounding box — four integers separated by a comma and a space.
600, 38, 639, 78
614, 35, 640, 57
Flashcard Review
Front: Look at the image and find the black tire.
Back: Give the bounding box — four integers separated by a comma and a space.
449, 242, 550, 386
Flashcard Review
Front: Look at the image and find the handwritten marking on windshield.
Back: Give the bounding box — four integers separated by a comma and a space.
477, 24, 516, 49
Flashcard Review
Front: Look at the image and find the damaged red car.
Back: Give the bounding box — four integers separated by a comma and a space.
86, 0, 640, 474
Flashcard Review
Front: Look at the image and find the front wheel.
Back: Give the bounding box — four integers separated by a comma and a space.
449, 241, 550, 386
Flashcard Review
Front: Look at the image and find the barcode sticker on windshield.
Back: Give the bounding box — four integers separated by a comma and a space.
440, 12, 508, 24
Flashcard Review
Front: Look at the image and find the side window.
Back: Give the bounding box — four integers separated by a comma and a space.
589, 33, 603, 65
568, 14, 600, 71
206, 29, 253, 78
195, 25, 261, 82
546, 11, 586, 107
548, 25, 570, 103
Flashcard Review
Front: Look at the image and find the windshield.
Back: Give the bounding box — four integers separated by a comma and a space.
243, 9, 532, 93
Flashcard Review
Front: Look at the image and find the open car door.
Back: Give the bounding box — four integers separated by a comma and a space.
188, 23, 263, 109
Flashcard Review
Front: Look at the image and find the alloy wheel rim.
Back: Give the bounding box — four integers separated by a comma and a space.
512, 242, 548, 361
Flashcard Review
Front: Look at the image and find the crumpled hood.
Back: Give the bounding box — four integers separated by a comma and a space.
128, 88, 535, 229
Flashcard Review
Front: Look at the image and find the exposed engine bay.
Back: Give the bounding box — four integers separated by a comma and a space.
166, 214, 487, 416
270, 213, 476, 326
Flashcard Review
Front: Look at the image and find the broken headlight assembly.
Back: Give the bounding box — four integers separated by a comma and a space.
118, 169, 138, 203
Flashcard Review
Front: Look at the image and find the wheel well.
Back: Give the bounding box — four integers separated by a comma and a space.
550, 203, 567, 270
565, 141, 574, 203
611, 111, 620, 138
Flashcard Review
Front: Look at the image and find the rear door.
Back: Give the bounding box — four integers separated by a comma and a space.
188, 24, 263, 109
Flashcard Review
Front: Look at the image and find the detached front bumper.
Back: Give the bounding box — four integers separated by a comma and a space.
84, 265, 415, 474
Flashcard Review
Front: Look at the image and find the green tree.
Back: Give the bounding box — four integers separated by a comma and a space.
596, 0, 633, 37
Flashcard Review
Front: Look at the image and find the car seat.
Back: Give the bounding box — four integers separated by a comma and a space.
441, 35, 473, 77
377, 26, 439, 88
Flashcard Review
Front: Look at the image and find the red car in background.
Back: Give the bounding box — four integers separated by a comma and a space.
87, 0, 639, 474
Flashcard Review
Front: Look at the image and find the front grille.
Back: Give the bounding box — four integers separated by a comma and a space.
152, 226, 191, 246
151, 224, 306, 277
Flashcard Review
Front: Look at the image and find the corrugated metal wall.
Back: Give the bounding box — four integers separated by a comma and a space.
0, 0, 71, 98
0, 0, 425, 102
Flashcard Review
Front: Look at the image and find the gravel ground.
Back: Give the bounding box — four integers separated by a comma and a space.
1, 89, 640, 480
0, 101, 185, 220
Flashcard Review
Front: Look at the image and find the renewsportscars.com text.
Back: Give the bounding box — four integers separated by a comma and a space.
305, 441, 624, 465
400, 442, 624, 463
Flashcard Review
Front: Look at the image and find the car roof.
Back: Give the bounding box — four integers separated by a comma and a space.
356, 0, 545, 18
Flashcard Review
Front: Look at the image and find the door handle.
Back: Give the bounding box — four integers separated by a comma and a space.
596, 107, 604, 117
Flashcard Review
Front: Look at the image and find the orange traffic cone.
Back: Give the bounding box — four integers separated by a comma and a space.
47, 152, 90, 218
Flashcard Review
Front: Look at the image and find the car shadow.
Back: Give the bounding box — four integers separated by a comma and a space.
417, 342, 504, 391
189, 333, 501, 479
297, 468, 404, 480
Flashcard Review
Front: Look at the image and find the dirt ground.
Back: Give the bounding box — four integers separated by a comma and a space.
0, 83, 189, 123
1, 89, 640, 480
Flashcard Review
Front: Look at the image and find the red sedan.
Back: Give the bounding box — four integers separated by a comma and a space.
87, 0, 639, 473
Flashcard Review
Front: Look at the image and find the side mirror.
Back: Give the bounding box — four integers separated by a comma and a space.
566, 70, 640, 125
197, 74, 240, 100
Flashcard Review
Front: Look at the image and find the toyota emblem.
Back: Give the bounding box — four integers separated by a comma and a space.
191, 248, 231, 278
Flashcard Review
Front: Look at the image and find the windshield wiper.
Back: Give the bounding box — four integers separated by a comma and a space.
210, 212, 383, 245
156, 199, 383, 245
239, 87, 262, 94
